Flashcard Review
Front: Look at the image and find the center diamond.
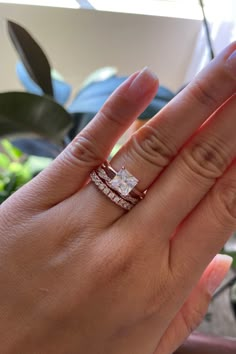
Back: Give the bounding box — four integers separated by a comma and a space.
110, 167, 138, 196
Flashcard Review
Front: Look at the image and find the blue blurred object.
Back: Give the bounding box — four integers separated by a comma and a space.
12, 138, 62, 158
16, 61, 72, 105
17, 61, 175, 120
68, 76, 175, 119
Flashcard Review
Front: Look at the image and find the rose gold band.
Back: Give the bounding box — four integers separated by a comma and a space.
96, 166, 139, 205
90, 171, 133, 211
90, 161, 146, 211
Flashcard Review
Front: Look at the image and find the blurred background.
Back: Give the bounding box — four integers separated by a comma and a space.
0, 0, 234, 94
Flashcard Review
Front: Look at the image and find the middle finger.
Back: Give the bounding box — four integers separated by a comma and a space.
75, 43, 236, 227
103, 43, 236, 219
132, 93, 236, 237
112, 43, 236, 191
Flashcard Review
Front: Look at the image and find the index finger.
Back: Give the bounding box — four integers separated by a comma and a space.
2, 68, 158, 211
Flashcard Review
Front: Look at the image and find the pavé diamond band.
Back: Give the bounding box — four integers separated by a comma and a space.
96, 166, 139, 205
90, 161, 145, 211
90, 171, 133, 210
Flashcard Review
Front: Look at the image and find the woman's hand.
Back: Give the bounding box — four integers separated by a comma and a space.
1, 42, 236, 354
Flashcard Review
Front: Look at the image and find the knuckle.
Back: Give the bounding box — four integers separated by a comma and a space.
66, 132, 104, 167
0, 197, 33, 227
128, 125, 177, 168
100, 94, 131, 127
181, 137, 229, 180
190, 78, 219, 109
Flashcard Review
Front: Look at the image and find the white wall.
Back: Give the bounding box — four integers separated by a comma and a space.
0, 4, 201, 95
185, 0, 236, 83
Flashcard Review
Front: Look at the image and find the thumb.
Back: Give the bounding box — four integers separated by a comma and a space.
154, 254, 233, 354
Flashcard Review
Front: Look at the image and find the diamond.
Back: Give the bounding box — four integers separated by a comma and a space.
104, 187, 109, 195
109, 167, 138, 196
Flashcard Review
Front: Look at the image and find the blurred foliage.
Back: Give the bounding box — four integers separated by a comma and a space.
0, 139, 51, 204
222, 250, 236, 269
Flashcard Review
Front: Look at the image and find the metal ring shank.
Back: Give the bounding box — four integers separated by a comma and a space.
90, 171, 133, 211
97, 166, 139, 205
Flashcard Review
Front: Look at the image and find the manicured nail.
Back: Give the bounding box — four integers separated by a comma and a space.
207, 254, 233, 295
128, 67, 158, 98
226, 50, 236, 78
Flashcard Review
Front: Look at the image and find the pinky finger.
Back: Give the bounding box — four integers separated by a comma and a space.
154, 254, 232, 354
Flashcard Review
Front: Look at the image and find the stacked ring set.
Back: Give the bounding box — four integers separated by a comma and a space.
90, 161, 145, 211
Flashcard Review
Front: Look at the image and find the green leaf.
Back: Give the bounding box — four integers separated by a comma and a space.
7, 20, 53, 97
10, 164, 32, 187
26, 155, 52, 175
1, 139, 23, 160
0, 153, 11, 169
0, 92, 73, 144
222, 250, 236, 269
0, 162, 32, 201
227, 252, 236, 268
8, 161, 25, 173
0, 179, 5, 191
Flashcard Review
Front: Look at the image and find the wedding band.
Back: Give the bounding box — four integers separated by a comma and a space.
90, 171, 133, 211
90, 161, 145, 211
96, 165, 139, 205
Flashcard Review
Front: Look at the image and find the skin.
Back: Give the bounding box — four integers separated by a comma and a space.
0, 42, 236, 354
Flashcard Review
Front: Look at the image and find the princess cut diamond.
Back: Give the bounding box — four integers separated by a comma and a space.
109, 167, 138, 196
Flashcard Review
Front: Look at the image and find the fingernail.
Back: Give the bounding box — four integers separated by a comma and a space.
207, 254, 233, 295
128, 67, 158, 98
226, 50, 236, 78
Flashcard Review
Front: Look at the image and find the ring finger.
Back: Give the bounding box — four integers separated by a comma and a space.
87, 42, 236, 223
110, 43, 236, 209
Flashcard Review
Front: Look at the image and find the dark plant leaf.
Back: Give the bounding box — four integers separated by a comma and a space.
0, 92, 73, 144
7, 20, 53, 96
230, 280, 236, 320
16, 61, 72, 105
68, 112, 95, 140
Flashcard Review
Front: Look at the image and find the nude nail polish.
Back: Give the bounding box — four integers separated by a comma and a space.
207, 254, 233, 295
226, 50, 236, 78
128, 67, 158, 98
